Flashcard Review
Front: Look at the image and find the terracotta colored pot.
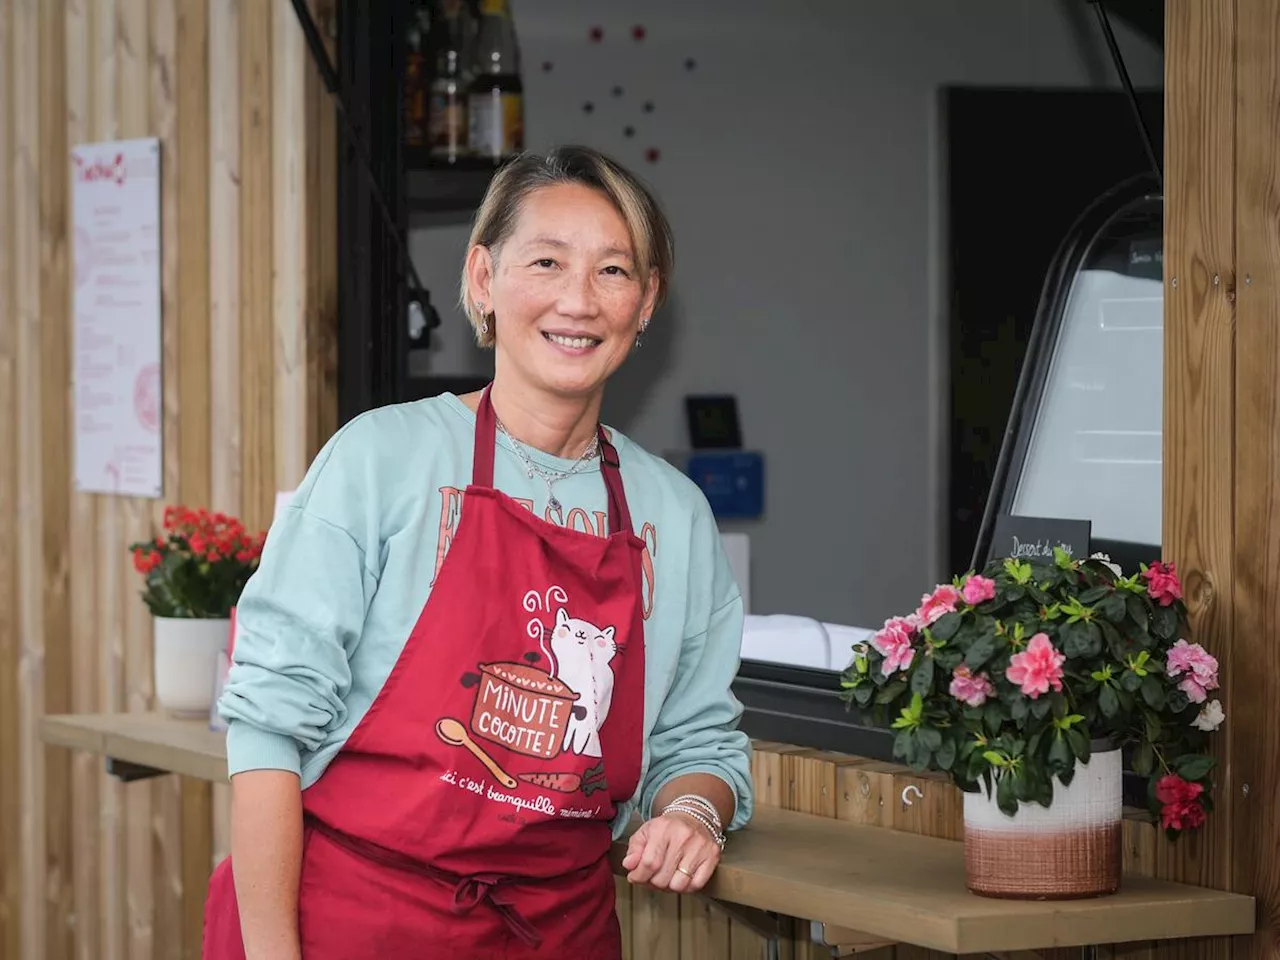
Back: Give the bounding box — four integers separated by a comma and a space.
964, 743, 1122, 900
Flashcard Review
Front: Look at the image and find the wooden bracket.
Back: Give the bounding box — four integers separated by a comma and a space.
703, 898, 782, 940
811, 921, 898, 955
106, 757, 168, 782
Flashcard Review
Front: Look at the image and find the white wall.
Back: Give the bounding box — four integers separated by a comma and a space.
408, 0, 1163, 629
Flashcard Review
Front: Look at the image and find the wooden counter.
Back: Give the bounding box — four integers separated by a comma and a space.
39, 712, 1256, 955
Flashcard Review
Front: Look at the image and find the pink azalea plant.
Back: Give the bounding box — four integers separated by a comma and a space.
841, 550, 1222, 838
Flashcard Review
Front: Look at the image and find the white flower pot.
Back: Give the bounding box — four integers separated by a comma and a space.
964, 744, 1122, 900
153, 616, 232, 716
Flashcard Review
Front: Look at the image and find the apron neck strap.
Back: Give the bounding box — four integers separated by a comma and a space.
473, 385, 633, 536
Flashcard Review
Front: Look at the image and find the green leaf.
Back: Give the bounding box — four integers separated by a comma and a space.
983, 700, 1003, 736
1133, 741, 1155, 776
876, 680, 908, 705
965, 635, 997, 671
1120, 670, 1143, 693
1144, 710, 1163, 744
935, 738, 957, 772
1063, 621, 1103, 658
1057, 764, 1076, 788
1175, 755, 1216, 781
1031, 695, 1054, 720
1140, 674, 1166, 709
1048, 733, 1072, 772
1079, 585, 1108, 604
996, 773, 1019, 816
1098, 593, 1126, 623
1011, 697, 1029, 722
918, 726, 943, 753
1065, 726, 1091, 762
982, 750, 1006, 767
1126, 593, 1150, 628
1099, 683, 1120, 718
931, 612, 962, 642
910, 656, 936, 697
1152, 604, 1179, 641
892, 728, 914, 762
1028, 584, 1052, 605
1099, 620, 1127, 659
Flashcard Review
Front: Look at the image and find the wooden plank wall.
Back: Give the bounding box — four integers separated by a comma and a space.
0, 1, 339, 958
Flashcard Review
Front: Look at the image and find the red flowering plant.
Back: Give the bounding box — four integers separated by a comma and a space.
129, 506, 266, 619
840, 549, 1222, 838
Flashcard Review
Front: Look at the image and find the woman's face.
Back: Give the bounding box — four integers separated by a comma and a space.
469, 183, 658, 402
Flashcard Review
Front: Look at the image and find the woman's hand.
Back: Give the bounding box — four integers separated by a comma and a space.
621, 810, 722, 894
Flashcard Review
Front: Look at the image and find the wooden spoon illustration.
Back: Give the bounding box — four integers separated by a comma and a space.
435, 718, 518, 789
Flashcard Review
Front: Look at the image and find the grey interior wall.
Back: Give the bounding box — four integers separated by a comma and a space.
407, 0, 1163, 628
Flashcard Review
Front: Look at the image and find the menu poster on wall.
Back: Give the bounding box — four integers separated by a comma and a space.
71, 137, 164, 498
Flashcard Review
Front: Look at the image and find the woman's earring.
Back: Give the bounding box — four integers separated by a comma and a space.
476, 302, 488, 336
635, 318, 649, 348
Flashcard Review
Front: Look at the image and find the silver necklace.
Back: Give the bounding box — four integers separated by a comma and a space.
495, 416, 600, 514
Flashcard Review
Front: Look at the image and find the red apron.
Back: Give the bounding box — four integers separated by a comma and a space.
204, 386, 647, 959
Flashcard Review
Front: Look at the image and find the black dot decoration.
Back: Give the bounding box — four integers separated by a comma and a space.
645, 148, 660, 163
612, 85, 624, 97
684, 58, 697, 71
542, 60, 553, 72
582, 101, 595, 113
589, 26, 603, 42
642, 101, 655, 114
624, 126, 636, 138
632, 25, 647, 41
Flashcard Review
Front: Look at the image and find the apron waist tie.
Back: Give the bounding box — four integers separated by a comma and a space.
304, 815, 543, 948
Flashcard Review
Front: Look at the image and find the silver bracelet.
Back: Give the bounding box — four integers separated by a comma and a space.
661, 802, 726, 850
668, 793, 723, 833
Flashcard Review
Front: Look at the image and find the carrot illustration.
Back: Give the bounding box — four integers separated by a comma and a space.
518, 771, 582, 793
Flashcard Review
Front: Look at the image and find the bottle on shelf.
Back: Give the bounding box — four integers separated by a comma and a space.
426, 0, 474, 163
404, 7, 430, 148
467, 0, 524, 163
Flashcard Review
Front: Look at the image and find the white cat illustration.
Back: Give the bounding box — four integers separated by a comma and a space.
549, 607, 618, 757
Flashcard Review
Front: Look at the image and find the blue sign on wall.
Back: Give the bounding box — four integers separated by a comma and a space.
686, 451, 764, 519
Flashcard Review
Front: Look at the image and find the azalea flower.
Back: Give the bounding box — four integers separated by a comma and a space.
961, 574, 996, 606
1143, 561, 1183, 607
1192, 699, 1225, 732
1090, 552, 1123, 577
1156, 774, 1206, 831
949, 665, 995, 707
1166, 639, 1219, 704
870, 616, 917, 676
1005, 632, 1065, 699
916, 584, 962, 626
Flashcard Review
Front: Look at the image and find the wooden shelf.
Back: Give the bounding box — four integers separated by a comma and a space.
40, 712, 1256, 954
404, 149, 503, 212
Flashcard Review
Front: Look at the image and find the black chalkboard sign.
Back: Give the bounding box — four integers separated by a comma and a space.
988, 514, 1092, 565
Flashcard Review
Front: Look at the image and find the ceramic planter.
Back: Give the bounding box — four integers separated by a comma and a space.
153, 616, 232, 715
963, 742, 1122, 900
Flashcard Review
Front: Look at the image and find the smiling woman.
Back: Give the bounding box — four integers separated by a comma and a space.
204, 145, 752, 960
459, 147, 675, 446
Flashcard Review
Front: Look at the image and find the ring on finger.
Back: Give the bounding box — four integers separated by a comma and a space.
676, 864, 695, 878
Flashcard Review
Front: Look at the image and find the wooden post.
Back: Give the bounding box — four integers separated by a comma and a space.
1163, 0, 1280, 957
1229, 1, 1280, 957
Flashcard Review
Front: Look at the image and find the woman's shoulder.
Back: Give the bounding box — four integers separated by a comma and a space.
295, 395, 474, 505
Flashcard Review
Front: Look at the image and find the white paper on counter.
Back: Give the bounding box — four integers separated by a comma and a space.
71, 138, 164, 498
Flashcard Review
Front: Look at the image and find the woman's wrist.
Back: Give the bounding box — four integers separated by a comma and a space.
659, 794, 726, 849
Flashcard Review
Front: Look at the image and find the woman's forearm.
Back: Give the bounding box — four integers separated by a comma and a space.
230, 770, 305, 960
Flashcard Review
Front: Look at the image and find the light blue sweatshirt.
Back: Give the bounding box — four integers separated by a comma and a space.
217, 392, 754, 837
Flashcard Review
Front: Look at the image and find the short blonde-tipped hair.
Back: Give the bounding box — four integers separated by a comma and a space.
459, 145, 675, 347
